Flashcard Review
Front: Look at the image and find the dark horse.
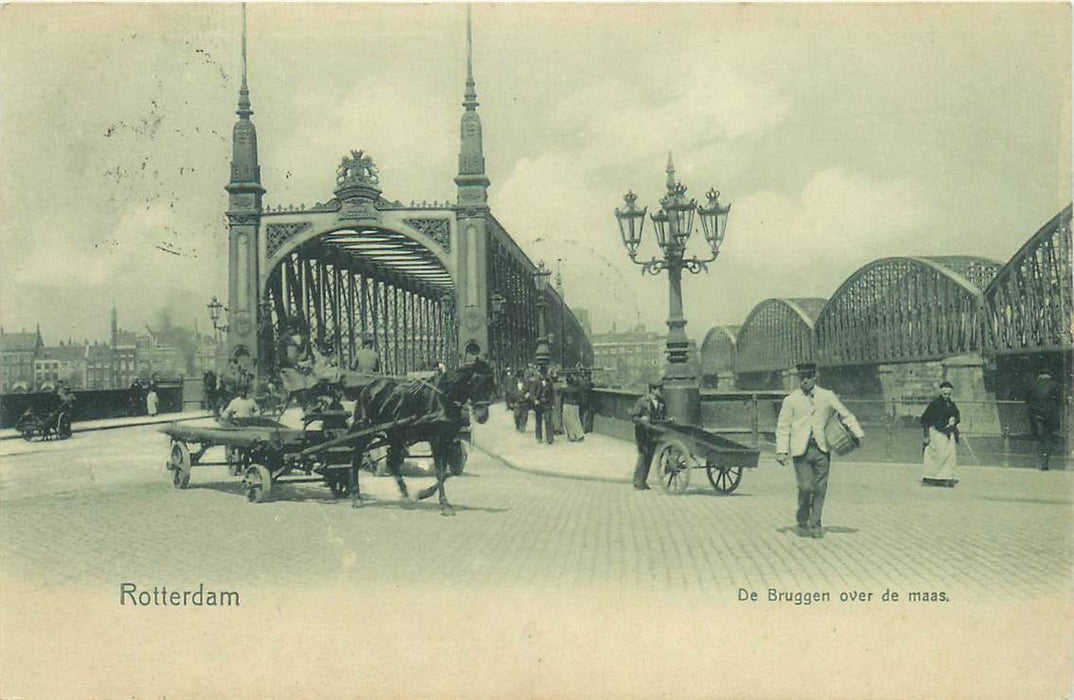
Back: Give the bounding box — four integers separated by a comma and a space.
349, 359, 494, 515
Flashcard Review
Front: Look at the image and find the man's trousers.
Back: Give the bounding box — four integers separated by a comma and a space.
793, 442, 831, 529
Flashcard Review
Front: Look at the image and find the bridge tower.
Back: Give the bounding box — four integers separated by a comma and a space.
224, 6, 265, 379
453, 6, 492, 360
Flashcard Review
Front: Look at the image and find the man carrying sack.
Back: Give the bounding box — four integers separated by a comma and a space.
775, 362, 865, 539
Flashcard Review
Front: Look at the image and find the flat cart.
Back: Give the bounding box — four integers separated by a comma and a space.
160, 412, 411, 504
648, 422, 761, 494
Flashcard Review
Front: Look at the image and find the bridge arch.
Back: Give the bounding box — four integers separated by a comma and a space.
814, 256, 1002, 366
736, 298, 826, 375
983, 205, 1073, 356
699, 325, 739, 386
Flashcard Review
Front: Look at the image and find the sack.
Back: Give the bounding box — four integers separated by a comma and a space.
824, 414, 859, 456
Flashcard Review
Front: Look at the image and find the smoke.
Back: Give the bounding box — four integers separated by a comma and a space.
149, 300, 198, 374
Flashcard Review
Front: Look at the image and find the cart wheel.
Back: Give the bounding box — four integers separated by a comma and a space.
169, 441, 192, 489
18, 422, 34, 441
656, 439, 693, 494
449, 440, 468, 476
243, 464, 272, 503
55, 412, 72, 440
706, 461, 743, 494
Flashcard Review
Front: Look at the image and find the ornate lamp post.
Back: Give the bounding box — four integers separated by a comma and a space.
533, 261, 552, 371
614, 153, 730, 424
207, 296, 228, 341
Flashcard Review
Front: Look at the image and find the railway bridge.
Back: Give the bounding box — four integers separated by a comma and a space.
700, 205, 1072, 432
222, 13, 590, 383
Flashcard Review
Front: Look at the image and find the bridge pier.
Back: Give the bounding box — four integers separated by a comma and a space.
942, 353, 1001, 434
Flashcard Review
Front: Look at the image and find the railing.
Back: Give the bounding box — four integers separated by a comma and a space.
0, 385, 184, 429
590, 387, 1068, 468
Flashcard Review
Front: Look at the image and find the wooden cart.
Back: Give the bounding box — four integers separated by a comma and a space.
648, 422, 761, 494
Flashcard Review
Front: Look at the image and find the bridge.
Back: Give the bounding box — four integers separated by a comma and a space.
222, 12, 591, 382
698, 205, 1072, 434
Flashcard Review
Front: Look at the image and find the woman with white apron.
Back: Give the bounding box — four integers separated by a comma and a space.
921, 381, 961, 488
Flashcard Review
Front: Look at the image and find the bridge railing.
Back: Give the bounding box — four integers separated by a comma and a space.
590, 387, 1067, 468
0, 385, 184, 429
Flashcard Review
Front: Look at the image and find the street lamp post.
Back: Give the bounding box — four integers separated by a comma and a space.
614, 153, 730, 425
533, 262, 552, 371
207, 296, 227, 341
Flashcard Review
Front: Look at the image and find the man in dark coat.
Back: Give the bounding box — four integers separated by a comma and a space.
631, 382, 669, 490
532, 372, 556, 445
1028, 371, 1062, 471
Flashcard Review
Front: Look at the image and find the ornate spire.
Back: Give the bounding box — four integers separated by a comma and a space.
237, 3, 251, 119
463, 4, 478, 112
455, 3, 489, 207
666, 151, 677, 191
228, 2, 262, 188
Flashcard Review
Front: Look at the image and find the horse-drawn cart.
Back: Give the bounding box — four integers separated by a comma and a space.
162, 413, 414, 503
649, 422, 761, 494
15, 406, 73, 441
161, 359, 493, 513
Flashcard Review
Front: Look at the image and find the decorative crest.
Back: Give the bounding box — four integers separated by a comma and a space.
336, 150, 380, 188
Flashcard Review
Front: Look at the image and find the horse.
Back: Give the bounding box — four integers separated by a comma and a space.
348, 358, 494, 515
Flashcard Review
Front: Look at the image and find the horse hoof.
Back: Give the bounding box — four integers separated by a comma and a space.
440, 508, 456, 517
417, 485, 438, 501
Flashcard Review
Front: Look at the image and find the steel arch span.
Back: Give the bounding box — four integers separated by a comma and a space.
735, 299, 826, 374
983, 205, 1073, 356
220, 12, 592, 382
699, 325, 739, 380
814, 256, 1003, 367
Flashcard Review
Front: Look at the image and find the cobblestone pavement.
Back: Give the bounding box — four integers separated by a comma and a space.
2, 412, 1072, 699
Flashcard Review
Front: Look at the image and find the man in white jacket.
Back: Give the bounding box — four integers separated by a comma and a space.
776, 363, 864, 539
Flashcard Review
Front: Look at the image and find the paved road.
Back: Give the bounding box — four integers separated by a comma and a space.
2, 413, 1072, 699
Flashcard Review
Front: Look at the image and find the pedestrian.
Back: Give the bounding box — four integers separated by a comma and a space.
775, 362, 865, 538
562, 375, 585, 442
579, 369, 594, 434
512, 377, 531, 432
145, 386, 159, 417
532, 372, 556, 445
920, 381, 960, 487
221, 386, 259, 423
503, 369, 516, 411
1027, 370, 1061, 471
631, 382, 669, 490
353, 333, 380, 374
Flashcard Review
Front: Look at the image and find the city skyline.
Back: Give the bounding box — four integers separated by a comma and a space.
1, 4, 1069, 342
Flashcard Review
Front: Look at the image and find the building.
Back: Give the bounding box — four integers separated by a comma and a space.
85, 343, 112, 389
0, 328, 43, 393
590, 324, 699, 388
36, 343, 89, 390
135, 332, 186, 380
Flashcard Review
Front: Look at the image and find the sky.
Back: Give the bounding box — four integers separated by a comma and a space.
0, 2, 1070, 345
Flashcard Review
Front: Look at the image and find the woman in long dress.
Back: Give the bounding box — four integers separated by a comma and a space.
921, 381, 960, 488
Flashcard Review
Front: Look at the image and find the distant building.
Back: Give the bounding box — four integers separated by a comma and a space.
0, 328, 43, 393
110, 305, 138, 388
590, 324, 699, 388
85, 343, 112, 389
36, 343, 89, 390
135, 331, 186, 380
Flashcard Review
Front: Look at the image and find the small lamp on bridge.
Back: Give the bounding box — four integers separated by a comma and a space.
207, 296, 228, 337
532, 262, 552, 370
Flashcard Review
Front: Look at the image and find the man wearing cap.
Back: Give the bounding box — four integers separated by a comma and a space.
631, 382, 670, 490
1027, 370, 1061, 471
775, 362, 864, 538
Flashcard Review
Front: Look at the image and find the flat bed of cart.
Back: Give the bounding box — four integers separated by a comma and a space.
647, 421, 761, 494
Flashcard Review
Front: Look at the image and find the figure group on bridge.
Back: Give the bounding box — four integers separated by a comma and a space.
503, 365, 594, 445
